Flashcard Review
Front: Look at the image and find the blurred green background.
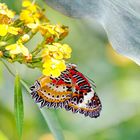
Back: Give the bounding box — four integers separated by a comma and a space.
0, 0, 140, 140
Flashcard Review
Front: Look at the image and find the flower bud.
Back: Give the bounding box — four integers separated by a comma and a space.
0, 41, 7, 47
21, 34, 30, 42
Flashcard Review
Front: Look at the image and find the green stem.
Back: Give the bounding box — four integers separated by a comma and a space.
0, 59, 30, 85
1, 59, 15, 77
1, 51, 42, 68
31, 35, 48, 56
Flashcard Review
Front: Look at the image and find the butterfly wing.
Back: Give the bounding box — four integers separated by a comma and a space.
30, 73, 73, 109
64, 67, 102, 118
30, 64, 102, 118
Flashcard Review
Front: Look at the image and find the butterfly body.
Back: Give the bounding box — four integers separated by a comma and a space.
30, 64, 102, 118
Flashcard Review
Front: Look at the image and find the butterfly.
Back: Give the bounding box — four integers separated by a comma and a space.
30, 64, 102, 118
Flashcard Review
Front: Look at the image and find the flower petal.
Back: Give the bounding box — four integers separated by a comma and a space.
0, 24, 8, 36
8, 26, 20, 35
42, 68, 52, 76
51, 69, 61, 77
20, 45, 29, 56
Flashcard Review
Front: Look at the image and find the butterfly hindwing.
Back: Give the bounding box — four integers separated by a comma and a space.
30, 74, 72, 108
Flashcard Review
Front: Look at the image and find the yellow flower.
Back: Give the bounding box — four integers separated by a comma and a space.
0, 24, 20, 36
20, 9, 39, 24
0, 3, 15, 19
42, 44, 63, 60
43, 57, 66, 77
53, 51, 63, 59
55, 25, 65, 33
0, 14, 12, 24
61, 44, 72, 54
39, 24, 68, 39
39, 24, 55, 36
6, 41, 29, 56
41, 42, 71, 77
60, 44, 72, 59
8, 26, 21, 35
41, 48, 50, 58
20, 0, 46, 29
47, 44, 58, 52
0, 3, 15, 24
22, 0, 32, 7
0, 24, 8, 36
42, 43, 72, 61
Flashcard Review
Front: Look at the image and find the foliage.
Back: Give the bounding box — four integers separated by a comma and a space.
14, 74, 24, 139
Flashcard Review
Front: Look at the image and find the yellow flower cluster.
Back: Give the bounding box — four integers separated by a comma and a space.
0, 3, 20, 36
0, 3, 15, 19
0, 2, 31, 59
0, 1, 72, 77
20, 0, 68, 41
20, 0, 48, 30
42, 43, 72, 77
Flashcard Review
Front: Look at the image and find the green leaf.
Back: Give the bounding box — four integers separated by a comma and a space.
45, 0, 140, 65
14, 74, 24, 140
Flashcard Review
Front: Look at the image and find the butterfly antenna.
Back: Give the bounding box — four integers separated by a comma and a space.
85, 75, 96, 88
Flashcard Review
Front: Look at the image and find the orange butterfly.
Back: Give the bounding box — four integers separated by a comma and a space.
30, 64, 102, 118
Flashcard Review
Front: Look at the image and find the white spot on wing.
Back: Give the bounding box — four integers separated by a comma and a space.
54, 86, 66, 92
77, 89, 94, 108
46, 83, 67, 92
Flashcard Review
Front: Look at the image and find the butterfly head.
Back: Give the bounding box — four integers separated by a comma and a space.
66, 63, 77, 70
